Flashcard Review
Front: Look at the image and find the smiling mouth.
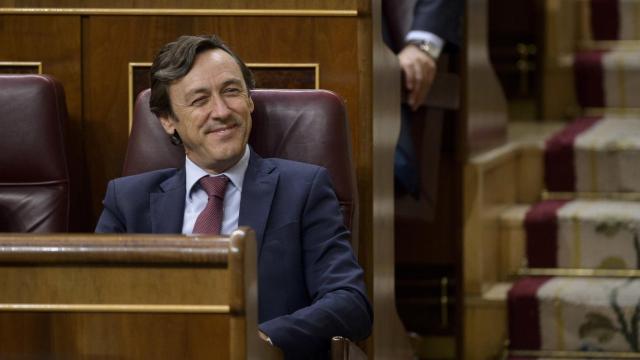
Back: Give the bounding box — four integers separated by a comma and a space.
207, 123, 238, 135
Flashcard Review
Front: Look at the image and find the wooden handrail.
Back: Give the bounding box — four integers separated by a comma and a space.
0, 233, 233, 264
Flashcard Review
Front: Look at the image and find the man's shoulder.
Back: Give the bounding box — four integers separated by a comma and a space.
263, 157, 324, 176
110, 168, 182, 191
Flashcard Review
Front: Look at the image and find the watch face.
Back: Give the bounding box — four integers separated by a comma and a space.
418, 42, 440, 59
407, 39, 441, 59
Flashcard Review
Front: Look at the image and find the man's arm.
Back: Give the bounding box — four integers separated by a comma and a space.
410, 0, 463, 47
95, 180, 127, 233
258, 167, 372, 356
399, 0, 463, 110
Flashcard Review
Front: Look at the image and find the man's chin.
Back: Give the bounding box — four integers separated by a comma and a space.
208, 150, 244, 171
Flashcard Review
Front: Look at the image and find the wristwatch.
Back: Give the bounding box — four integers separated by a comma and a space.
407, 39, 441, 60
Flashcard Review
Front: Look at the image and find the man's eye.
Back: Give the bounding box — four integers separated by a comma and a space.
191, 97, 207, 106
224, 87, 241, 94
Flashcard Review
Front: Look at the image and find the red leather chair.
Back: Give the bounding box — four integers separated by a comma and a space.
123, 89, 359, 251
0, 75, 70, 232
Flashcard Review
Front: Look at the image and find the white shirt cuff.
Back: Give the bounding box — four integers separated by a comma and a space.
405, 30, 445, 56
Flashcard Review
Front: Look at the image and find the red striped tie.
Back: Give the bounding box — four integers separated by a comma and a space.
192, 175, 229, 234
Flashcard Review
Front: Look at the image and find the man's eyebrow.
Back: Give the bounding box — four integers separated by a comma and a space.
184, 87, 210, 100
221, 78, 244, 88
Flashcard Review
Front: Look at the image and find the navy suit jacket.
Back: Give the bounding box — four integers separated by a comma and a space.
382, 0, 463, 53
95, 151, 372, 358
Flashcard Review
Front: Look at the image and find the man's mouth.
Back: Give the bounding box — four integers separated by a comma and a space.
207, 123, 238, 135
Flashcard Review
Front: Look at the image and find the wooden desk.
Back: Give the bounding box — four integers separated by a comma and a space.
0, 228, 276, 359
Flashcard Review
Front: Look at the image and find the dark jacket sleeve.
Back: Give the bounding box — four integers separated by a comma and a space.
411, 0, 464, 47
95, 179, 127, 233
258, 167, 372, 358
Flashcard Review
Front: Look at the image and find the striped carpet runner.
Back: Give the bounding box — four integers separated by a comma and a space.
573, 0, 640, 108
583, 0, 640, 42
545, 116, 640, 193
525, 199, 640, 269
575, 50, 640, 109
509, 139, 640, 357
509, 277, 640, 353
508, 1, 640, 355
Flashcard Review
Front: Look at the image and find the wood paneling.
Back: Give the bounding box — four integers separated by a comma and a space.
369, 0, 414, 357
0, 266, 229, 304
251, 66, 317, 89
0, 313, 231, 359
464, 295, 507, 360
466, 0, 508, 155
0, 0, 359, 11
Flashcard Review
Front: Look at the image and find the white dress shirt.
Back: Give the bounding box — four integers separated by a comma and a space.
181, 145, 250, 235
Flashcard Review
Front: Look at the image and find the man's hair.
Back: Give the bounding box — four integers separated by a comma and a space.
149, 34, 255, 118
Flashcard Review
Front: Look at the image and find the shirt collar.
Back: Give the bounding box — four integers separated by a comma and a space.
185, 145, 250, 198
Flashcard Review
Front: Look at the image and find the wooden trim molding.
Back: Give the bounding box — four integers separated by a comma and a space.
0, 303, 230, 313
517, 267, 640, 278
583, 107, 640, 117
0, 8, 357, 16
510, 349, 640, 359
0, 234, 231, 264
579, 40, 640, 51
128, 62, 151, 132
247, 63, 320, 90
0, 61, 43, 74
543, 190, 640, 201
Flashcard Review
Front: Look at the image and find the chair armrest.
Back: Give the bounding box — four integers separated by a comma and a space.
331, 336, 367, 360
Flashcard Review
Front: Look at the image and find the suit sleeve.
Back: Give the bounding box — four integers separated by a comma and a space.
258, 167, 372, 356
95, 180, 127, 233
411, 0, 464, 47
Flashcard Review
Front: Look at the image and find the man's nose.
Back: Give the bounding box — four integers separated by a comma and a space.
209, 96, 232, 119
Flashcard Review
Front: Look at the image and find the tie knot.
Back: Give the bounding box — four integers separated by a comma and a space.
199, 175, 229, 199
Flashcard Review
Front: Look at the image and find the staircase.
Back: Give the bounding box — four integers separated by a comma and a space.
506, 0, 640, 358
464, 1, 640, 359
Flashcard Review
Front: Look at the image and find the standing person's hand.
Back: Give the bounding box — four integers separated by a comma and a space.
398, 44, 437, 111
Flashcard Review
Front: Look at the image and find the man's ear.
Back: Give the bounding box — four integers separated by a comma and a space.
248, 95, 254, 113
159, 114, 176, 135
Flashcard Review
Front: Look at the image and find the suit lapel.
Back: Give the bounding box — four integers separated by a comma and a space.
150, 168, 186, 233
239, 151, 278, 256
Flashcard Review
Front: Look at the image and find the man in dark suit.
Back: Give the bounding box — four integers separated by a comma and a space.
95, 34, 372, 359
383, 0, 463, 201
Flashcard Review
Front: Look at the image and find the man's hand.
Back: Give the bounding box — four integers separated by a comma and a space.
398, 44, 437, 111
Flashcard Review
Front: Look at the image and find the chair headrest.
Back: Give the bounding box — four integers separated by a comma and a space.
0, 75, 69, 183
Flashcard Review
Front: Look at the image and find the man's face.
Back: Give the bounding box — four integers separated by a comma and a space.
159, 49, 254, 173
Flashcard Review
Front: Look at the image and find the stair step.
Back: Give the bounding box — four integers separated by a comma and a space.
545, 116, 640, 193
580, 0, 640, 43
525, 199, 640, 269
509, 276, 640, 353
575, 49, 640, 108
508, 353, 640, 360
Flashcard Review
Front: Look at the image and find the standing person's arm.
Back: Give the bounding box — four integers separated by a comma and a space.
399, 0, 463, 110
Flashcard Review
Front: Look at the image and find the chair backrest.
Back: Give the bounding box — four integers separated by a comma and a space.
123, 89, 359, 250
0, 75, 70, 232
